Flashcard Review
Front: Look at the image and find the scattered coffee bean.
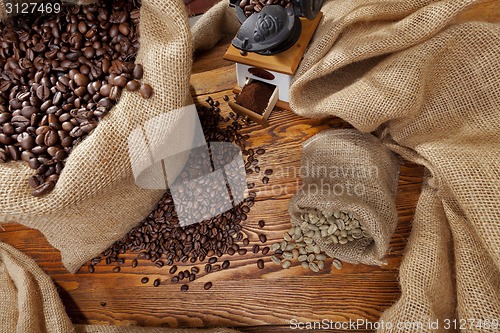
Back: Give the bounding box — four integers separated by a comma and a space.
153, 278, 160, 287
261, 247, 270, 255
180, 284, 189, 292
262, 176, 269, 184
259, 234, 267, 243
208, 257, 217, 264
223, 95, 229, 101
169, 265, 178, 274
112, 266, 120, 273
88, 265, 95, 273
141, 277, 149, 284
222, 260, 230, 269
131, 259, 138, 268
100, 302, 107, 307
258, 220, 265, 228
264, 169, 273, 175
140, 83, 153, 99
204, 282, 213, 290
257, 259, 264, 269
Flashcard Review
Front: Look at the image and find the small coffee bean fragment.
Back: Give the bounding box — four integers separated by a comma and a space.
141, 277, 149, 284
88, 265, 95, 273
140, 83, 153, 99
180, 284, 189, 292
257, 259, 264, 269
204, 282, 213, 290
100, 302, 106, 307
153, 278, 161, 287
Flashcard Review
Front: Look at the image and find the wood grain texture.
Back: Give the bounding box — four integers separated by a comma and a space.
0, 2, 498, 331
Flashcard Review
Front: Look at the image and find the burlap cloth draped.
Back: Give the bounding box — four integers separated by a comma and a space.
288, 129, 400, 266
0, 241, 242, 333
193, 0, 500, 331
0, 0, 193, 273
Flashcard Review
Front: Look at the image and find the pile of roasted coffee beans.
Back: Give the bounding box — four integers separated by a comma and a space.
0, 0, 152, 196
89, 96, 275, 291
239, 0, 293, 17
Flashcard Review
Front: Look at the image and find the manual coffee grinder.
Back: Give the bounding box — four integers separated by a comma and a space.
224, 0, 323, 126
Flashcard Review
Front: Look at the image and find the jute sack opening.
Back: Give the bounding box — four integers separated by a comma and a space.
193, 0, 500, 330
289, 129, 399, 265
0, 0, 194, 273
0, 241, 242, 333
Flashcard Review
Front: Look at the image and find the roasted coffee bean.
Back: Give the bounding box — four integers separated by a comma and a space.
189, 273, 196, 282
112, 266, 120, 273
208, 257, 217, 264
252, 245, 260, 253
88, 265, 95, 273
257, 259, 264, 269
32, 181, 55, 197
153, 278, 160, 287
171, 276, 179, 283
169, 265, 178, 274
258, 220, 265, 228
131, 259, 138, 268
140, 83, 153, 99
222, 260, 230, 269
191, 267, 199, 274
133, 64, 144, 79
238, 249, 247, 255
126, 79, 140, 91
262, 176, 269, 184
203, 282, 213, 290
259, 234, 267, 243
180, 284, 189, 292
205, 264, 212, 273
261, 247, 270, 255
141, 277, 149, 284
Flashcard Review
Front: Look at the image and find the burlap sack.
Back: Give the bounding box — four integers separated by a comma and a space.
289, 129, 399, 265
193, 0, 500, 330
0, 241, 243, 333
0, 0, 194, 273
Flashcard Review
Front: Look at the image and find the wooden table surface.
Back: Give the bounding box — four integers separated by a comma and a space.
0, 2, 498, 332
